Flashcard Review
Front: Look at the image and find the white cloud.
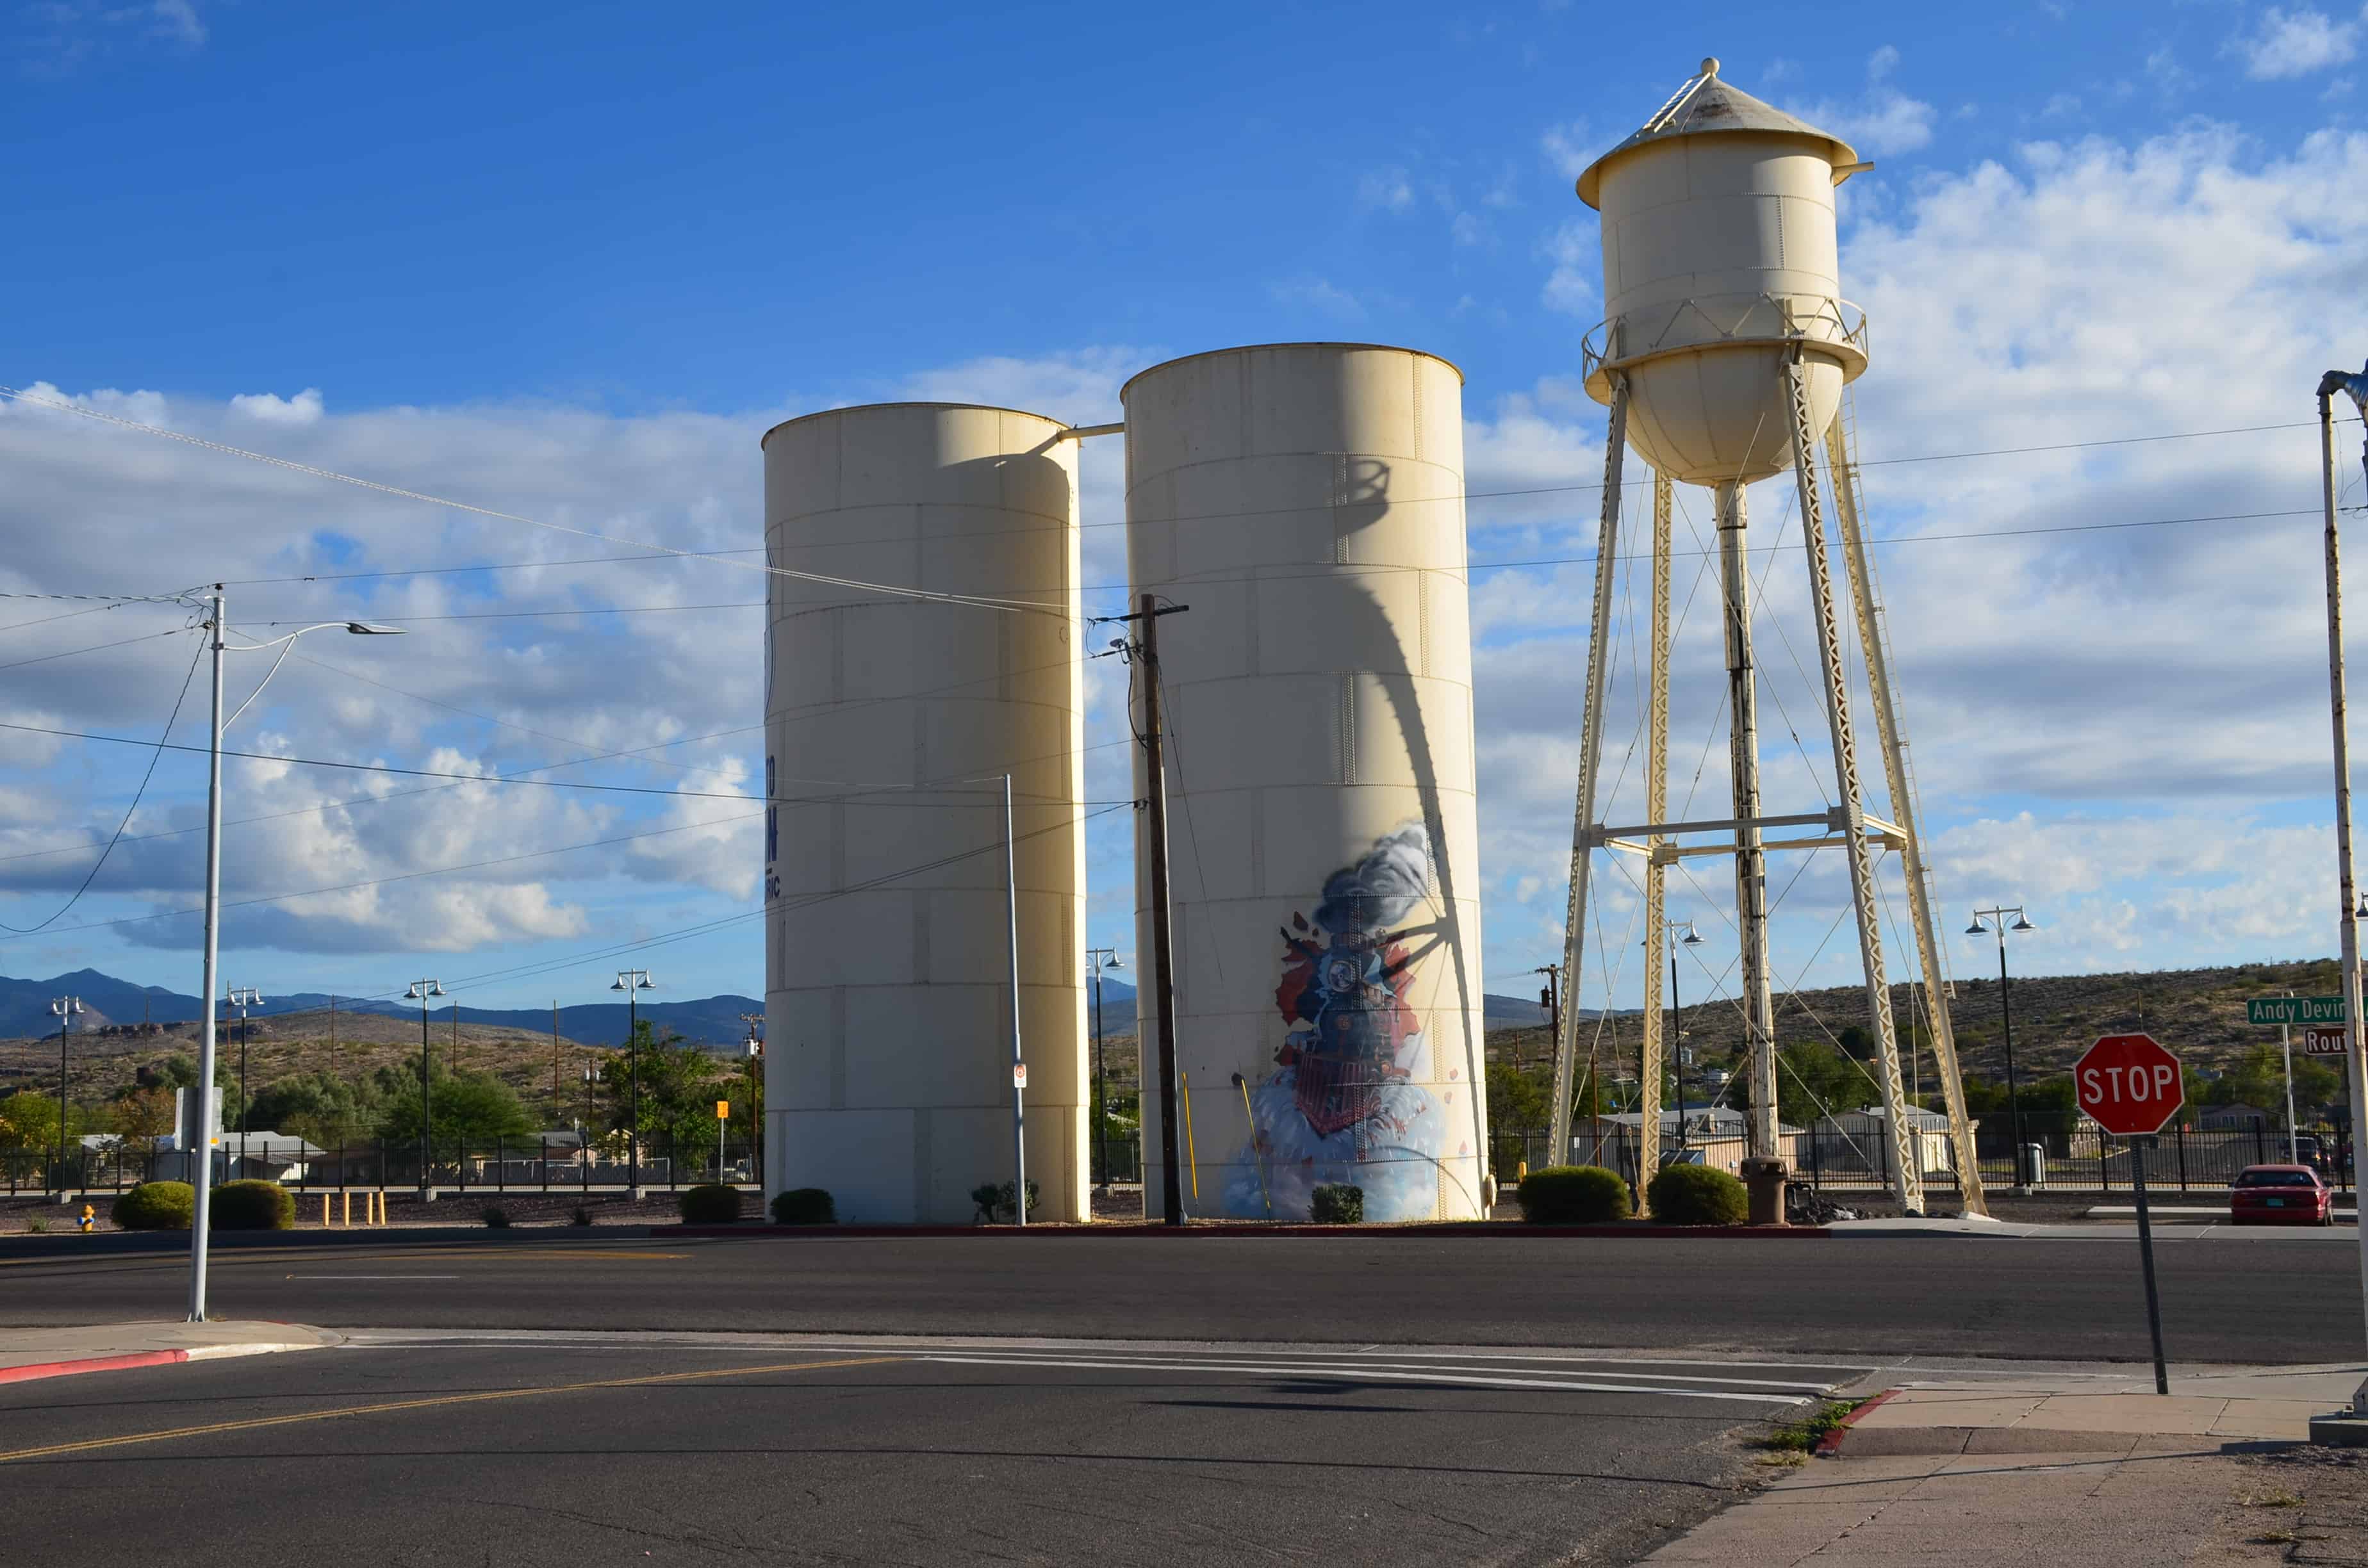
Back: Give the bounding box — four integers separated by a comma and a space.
1358, 168, 1415, 213
1267, 277, 1367, 320
1476, 116, 2368, 993
2234, 4, 2363, 79
1539, 220, 1596, 316
1787, 45, 1937, 156
229, 388, 324, 426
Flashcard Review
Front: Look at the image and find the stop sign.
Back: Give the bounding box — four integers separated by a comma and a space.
2076, 1033, 2185, 1136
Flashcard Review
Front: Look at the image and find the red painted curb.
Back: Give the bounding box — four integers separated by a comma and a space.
660, 1222, 1832, 1239
0, 1348, 186, 1385
1815, 1387, 1902, 1456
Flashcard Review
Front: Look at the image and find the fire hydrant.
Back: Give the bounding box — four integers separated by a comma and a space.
77, 1204, 95, 1234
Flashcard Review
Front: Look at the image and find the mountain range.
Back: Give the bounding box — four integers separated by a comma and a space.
0, 968, 1558, 1045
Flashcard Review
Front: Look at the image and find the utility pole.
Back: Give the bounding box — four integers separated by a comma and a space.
552, 1002, 563, 1125
327, 993, 336, 1080
1003, 772, 1026, 1227
1125, 595, 1190, 1226
188, 588, 225, 1321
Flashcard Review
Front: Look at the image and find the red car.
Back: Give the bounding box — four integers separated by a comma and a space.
2230, 1164, 2336, 1226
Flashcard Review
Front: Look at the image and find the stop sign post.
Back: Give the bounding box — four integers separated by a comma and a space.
2076, 1033, 2183, 1395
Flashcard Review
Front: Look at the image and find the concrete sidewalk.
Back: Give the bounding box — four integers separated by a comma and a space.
0, 1320, 338, 1384
1641, 1364, 2368, 1565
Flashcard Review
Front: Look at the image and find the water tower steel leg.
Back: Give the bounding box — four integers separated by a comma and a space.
1638, 472, 1673, 1177
1823, 414, 1989, 1217
1547, 379, 1629, 1165
1716, 478, 1781, 1159
1784, 359, 1921, 1214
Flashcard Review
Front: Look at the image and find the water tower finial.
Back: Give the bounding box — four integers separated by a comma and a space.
1700, 56, 1720, 78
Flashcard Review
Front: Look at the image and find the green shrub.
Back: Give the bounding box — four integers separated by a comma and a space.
1645, 1164, 1750, 1227
1518, 1165, 1631, 1224
113, 1181, 195, 1230
211, 1179, 295, 1230
480, 1205, 511, 1229
771, 1188, 835, 1225
969, 1182, 1002, 1222
679, 1184, 743, 1224
994, 1179, 1040, 1222
1311, 1184, 1364, 1223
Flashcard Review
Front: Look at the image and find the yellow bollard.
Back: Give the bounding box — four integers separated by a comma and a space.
1517, 1159, 1529, 1181
372, 1189, 386, 1227
322, 1193, 331, 1227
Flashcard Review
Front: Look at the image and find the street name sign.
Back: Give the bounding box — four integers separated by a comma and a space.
2075, 1033, 2186, 1137
2306, 1026, 2351, 1057
2249, 997, 2347, 1025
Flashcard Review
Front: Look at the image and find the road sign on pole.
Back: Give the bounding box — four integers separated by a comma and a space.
2307, 1027, 2351, 1057
2249, 997, 2348, 1025
2075, 1033, 2182, 1396
2076, 1034, 2186, 1136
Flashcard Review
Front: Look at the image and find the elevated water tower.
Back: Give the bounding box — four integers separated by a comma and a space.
1543, 60, 1986, 1217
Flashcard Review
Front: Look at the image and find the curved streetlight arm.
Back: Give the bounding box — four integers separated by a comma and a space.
220, 623, 407, 730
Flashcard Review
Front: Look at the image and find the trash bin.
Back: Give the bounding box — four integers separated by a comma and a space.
1740, 1157, 1789, 1226
2018, 1143, 2048, 1188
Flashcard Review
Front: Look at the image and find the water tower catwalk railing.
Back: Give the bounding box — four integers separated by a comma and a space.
1545, 343, 1988, 1221
1579, 297, 1870, 392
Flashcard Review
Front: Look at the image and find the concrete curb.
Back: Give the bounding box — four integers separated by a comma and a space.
1814, 1387, 1900, 1455
659, 1222, 1835, 1239
0, 1339, 323, 1387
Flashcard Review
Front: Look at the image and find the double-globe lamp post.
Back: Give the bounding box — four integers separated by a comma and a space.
404, 980, 444, 1195
613, 970, 654, 1198
1087, 948, 1122, 1191
1656, 922, 1705, 1167
50, 996, 83, 1194
1967, 905, 2038, 1191
226, 987, 259, 1181
186, 592, 403, 1323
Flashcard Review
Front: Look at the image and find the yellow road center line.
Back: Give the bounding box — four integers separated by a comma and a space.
0, 1355, 907, 1465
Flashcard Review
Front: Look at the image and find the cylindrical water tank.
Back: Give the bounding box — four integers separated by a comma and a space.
761, 403, 1087, 1224
1577, 59, 1868, 485
1122, 343, 1489, 1222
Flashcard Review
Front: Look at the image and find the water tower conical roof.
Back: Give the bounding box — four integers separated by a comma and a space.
1576, 58, 1859, 209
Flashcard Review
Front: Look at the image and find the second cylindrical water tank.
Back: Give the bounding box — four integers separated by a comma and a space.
1122, 343, 1489, 1222
761, 403, 1087, 1224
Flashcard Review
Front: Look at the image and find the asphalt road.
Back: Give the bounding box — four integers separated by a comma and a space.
0, 1229, 2353, 1362
0, 1334, 1853, 1567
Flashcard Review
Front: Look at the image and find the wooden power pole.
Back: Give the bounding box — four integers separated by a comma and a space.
1133, 594, 1190, 1227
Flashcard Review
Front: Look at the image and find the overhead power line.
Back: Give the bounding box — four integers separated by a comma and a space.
0, 716, 1137, 812
0, 630, 204, 933
0, 384, 1053, 617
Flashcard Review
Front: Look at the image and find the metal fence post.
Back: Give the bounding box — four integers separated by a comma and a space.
2176, 1123, 2188, 1191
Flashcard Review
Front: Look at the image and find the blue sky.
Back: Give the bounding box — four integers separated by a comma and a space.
3, 0, 2367, 1020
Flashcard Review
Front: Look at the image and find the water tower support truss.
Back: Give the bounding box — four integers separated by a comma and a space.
1781, 352, 1921, 1214
1547, 380, 1629, 1163
1823, 412, 1989, 1214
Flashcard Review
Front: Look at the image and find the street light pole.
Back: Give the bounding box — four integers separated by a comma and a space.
186, 594, 402, 1322
1969, 906, 2036, 1191
1534, 963, 1566, 1166
1087, 949, 1121, 1191
612, 971, 653, 1198
739, 1011, 764, 1190
1002, 773, 1027, 1227
226, 988, 259, 1181
404, 980, 443, 1195
1661, 925, 1702, 1163
2317, 363, 2368, 1409
49, 997, 83, 1194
